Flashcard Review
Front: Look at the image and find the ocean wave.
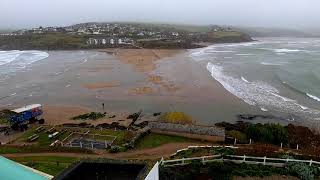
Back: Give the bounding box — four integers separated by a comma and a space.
260, 107, 268, 112
306, 93, 320, 102
261, 62, 284, 66
241, 76, 250, 83
0, 50, 49, 75
274, 48, 302, 53
206, 62, 318, 117
236, 54, 254, 56
270, 92, 295, 102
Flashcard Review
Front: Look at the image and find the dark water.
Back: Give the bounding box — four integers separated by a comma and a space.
190, 37, 320, 121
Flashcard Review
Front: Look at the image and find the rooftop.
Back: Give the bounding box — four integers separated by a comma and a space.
0, 156, 52, 180
12, 104, 42, 113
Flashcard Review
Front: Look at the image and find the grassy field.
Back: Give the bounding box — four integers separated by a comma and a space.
136, 133, 198, 149
0, 118, 8, 124
212, 31, 244, 38
10, 156, 79, 176
90, 129, 132, 145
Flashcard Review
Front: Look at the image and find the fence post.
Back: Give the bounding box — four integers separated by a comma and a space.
243, 155, 246, 162
263, 156, 266, 165
310, 159, 313, 166
234, 138, 237, 146
182, 158, 185, 165
105, 140, 107, 148
91, 142, 94, 149
286, 158, 289, 163
80, 141, 82, 148
280, 142, 283, 149
296, 144, 299, 150
202, 157, 205, 164
249, 139, 252, 144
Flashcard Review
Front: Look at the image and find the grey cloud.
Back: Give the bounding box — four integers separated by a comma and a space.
0, 0, 319, 30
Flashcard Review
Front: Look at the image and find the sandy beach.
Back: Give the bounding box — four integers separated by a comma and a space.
0, 48, 258, 126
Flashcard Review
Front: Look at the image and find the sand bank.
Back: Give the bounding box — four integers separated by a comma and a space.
83, 82, 120, 89
99, 49, 184, 72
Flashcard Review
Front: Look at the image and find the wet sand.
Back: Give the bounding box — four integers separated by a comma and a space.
0, 49, 258, 126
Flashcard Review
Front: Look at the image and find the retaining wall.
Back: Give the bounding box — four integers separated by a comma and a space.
148, 122, 225, 137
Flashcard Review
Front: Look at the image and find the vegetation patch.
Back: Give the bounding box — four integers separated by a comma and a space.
160, 161, 320, 180
135, 133, 197, 149
159, 112, 193, 124
171, 147, 235, 159
11, 156, 79, 176
217, 122, 288, 146
71, 112, 105, 120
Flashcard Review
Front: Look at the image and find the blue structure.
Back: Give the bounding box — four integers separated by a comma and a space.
10, 104, 43, 125
0, 156, 52, 180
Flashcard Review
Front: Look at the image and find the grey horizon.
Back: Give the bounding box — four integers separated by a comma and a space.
1, 0, 319, 30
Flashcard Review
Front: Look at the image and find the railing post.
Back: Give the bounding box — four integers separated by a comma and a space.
263, 156, 266, 165
296, 144, 299, 150
182, 158, 185, 165
105, 140, 107, 148
80, 141, 82, 148
202, 157, 205, 164
249, 139, 252, 144
310, 159, 313, 166
243, 155, 246, 162
234, 138, 237, 146
91, 142, 94, 149
280, 142, 283, 149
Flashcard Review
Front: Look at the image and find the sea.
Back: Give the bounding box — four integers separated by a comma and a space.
0, 50, 49, 80
190, 37, 320, 121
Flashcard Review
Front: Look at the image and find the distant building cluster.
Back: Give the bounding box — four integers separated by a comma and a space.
0, 23, 235, 47
86, 37, 133, 46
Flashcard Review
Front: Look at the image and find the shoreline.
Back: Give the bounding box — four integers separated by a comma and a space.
0, 44, 305, 127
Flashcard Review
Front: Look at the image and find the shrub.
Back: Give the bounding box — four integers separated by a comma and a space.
287, 162, 315, 180
159, 112, 193, 124
71, 112, 105, 120
226, 130, 247, 142
246, 123, 288, 145
108, 146, 127, 153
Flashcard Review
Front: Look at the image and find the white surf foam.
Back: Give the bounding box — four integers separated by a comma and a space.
241, 76, 250, 83
274, 49, 303, 53
0, 51, 49, 74
206, 62, 318, 117
306, 93, 320, 102
236, 54, 254, 56
261, 62, 284, 66
294, 103, 309, 110
260, 107, 268, 112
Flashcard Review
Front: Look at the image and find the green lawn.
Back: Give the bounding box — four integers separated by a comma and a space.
90, 129, 130, 145
10, 156, 79, 176
0, 118, 8, 124
0, 146, 22, 154
136, 133, 197, 149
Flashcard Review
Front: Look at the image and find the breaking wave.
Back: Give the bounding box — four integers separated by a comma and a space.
307, 93, 320, 102
241, 76, 249, 83
206, 62, 318, 116
0, 50, 49, 75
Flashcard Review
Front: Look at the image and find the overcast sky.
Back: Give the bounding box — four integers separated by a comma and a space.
1, 0, 319, 30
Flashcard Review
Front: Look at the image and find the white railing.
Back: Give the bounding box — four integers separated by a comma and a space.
162, 154, 320, 167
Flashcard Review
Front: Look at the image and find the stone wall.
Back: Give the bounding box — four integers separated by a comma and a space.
148, 122, 225, 137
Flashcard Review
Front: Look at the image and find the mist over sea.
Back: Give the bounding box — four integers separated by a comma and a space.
190, 37, 320, 121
